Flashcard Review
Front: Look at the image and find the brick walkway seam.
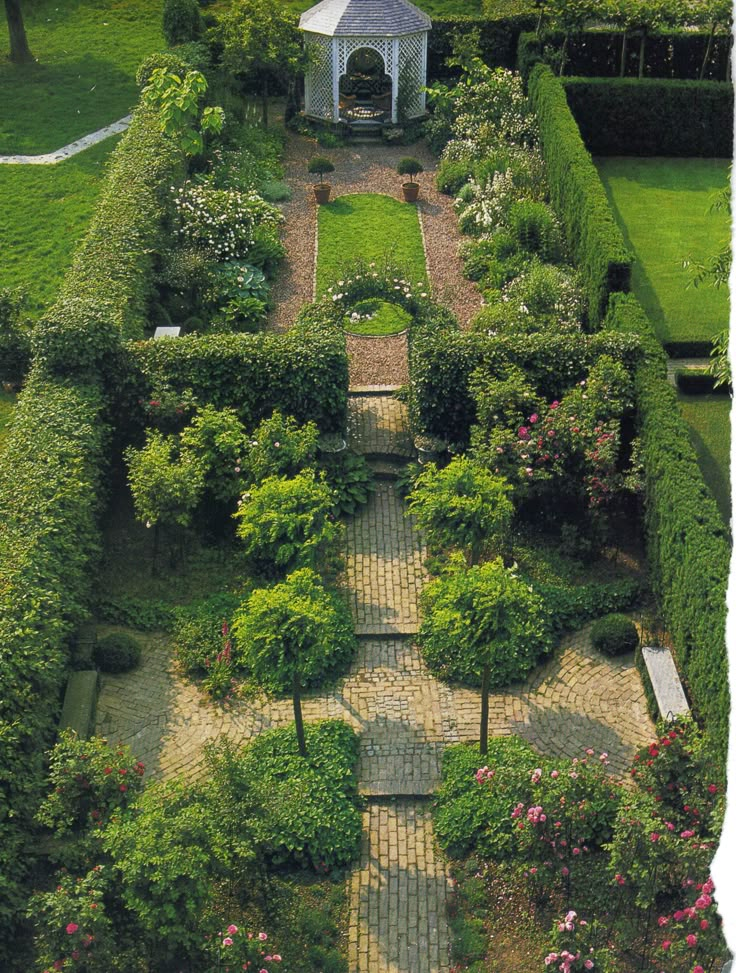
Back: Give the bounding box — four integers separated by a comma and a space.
95, 395, 655, 973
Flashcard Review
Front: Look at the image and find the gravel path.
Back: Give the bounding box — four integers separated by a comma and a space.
268, 131, 482, 386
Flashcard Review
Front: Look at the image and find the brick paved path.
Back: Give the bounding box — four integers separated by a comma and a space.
95, 394, 655, 973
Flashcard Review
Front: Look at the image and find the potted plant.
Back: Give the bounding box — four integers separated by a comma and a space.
318, 431, 347, 454
398, 157, 424, 202
308, 156, 335, 204
414, 433, 448, 465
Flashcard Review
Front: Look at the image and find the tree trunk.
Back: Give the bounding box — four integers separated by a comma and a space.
479, 664, 490, 756
261, 75, 269, 128
4, 0, 33, 64
559, 32, 569, 76
620, 31, 628, 77
699, 22, 715, 81
638, 27, 647, 79
292, 673, 307, 757
151, 523, 160, 577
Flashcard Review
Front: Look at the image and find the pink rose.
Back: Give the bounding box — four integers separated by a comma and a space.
223, 937, 234, 947
584, 962, 594, 970
66, 923, 79, 935
227, 924, 239, 935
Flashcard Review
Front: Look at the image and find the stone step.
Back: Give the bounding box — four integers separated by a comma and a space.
349, 385, 402, 395
368, 457, 408, 480
355, 623, 420, 637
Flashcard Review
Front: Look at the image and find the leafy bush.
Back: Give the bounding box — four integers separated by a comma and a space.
564, 77, 733, 158
207, 260, 270, 332
260, 179, 292, 202
426, 14, 537, 82
319, 451, 375, 517
163, 0, 201, 46
172, 593, 242, 677
33, 107, 185, 375
590, 613, 639, 656
436, 156, 475, 195
0, 288, 31, 384
507, 199, 562, 262
93, 632, 142, 673
234, 471, 343, 577
127, 320, 348, 435
244, 411, 319, 485
604, 293, 729, 767
212, 721, 362, 869
96, 594, 175, 631
527, 65, 632, 327
136, 50, 191, 88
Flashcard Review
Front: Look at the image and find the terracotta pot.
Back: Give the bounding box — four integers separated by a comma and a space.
402, 181, 419, 203
314, 183, 331, 204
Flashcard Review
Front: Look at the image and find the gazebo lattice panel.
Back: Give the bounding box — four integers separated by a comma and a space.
304, 33, 334, 120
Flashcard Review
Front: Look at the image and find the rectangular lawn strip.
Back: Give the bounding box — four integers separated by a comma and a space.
0, 0, 164, 155
316, 193, 428, 297
677, 392, 731, 524
0, 138, 117, 317
595, 157, 730, 349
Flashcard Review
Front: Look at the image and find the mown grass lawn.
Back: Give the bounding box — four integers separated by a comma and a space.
677, 392, 731, 524
316, 193, 427, 296
0, 138, 117, 316
596, 157, 730, 349
0, 0, 164, 155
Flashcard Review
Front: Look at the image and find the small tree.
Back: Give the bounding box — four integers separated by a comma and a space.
397, 157, 424, 185
162, 0, 201, 46
546, 0, 598, 74
420, 557, 546, 755
233, 568, 356, 756
308, 156, 335, 186
233, 469, 342, 577
407, 456, 513, 566
141, 68, 224, 156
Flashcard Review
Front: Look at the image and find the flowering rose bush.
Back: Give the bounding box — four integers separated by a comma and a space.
543, 911, 616, 973
173, 183, 282, 261
651, 876, 724, 973
36, 732, 145, 836
203, 924, 282, 973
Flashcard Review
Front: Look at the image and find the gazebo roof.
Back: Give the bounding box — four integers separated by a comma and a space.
299, 0, 431, 37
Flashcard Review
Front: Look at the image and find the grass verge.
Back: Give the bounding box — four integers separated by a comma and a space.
0, 0, 163, 155
677, 391, 731, 524
595, 157, 730, 349
316, 193, 427, 296
0, 139, 118, 317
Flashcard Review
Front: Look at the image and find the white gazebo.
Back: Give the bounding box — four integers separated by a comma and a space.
299, 0, 431, 126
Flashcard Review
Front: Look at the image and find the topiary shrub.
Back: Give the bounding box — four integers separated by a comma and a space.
93, 633, 142, 673
163, 0, 201, 46
590, 613, 639, 657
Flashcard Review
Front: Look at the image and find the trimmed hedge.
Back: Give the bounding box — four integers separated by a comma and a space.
127, 320, 349, 434
517, 29, 732, 82
527, 65, 632, 327
604, 293, 729, 769
32, 107, 185, 379
427, 14, 536, 80
409, 328, 641, 444
675, 369, 731, 395
0, 375, 107, 958
563, 78, 733, 157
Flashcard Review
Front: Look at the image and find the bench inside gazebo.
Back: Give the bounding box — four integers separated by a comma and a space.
299, 0, 432, 127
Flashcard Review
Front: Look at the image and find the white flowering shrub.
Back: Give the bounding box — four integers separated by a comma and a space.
173, 183, 283, 261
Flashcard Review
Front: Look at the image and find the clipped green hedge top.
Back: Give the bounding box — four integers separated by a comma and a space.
33, 106, 185, 378
528, 64, 632, 326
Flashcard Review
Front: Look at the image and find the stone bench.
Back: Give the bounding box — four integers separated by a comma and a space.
59, 671, 100, 739
640, 645, 690, 721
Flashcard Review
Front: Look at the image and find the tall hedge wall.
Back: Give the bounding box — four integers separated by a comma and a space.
563, 77, 733, 157
410, 328, 641, 444
604, 294, 730, 767
0, 376, 107, 960
32, 106, 184, 379
127, 321, 349, 434
527, 64, 632, 327
427, 14, 536, 80
517, 29, 732, 82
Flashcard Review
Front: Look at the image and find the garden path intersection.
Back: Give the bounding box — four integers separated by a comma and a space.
96, 395, 654, 973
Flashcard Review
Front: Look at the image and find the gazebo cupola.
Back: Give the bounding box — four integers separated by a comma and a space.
299, 0, 432, 125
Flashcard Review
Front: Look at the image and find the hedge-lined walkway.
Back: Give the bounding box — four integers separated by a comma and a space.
267, 132, 482, 387
96, 395, 655, 970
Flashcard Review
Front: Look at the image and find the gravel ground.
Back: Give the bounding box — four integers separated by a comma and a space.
268, 129, 482, 386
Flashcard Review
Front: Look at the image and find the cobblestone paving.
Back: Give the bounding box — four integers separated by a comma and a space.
348, 803, 451, 973
95, 394, 655, 973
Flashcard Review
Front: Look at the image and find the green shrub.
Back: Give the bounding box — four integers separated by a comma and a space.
604, 293, 729, 769
96, 595, 175, 631
127, 321, 348, 435
172, 593, 242, 677
93, 632, 142, 673
163, 0, 201, 46
508, 199, 562, 262
450, 917, 487, 966
33, 107, 185, 376
436, 157, 475, 195
590, 613, 639, 657
260, 179, 292, 202
244, 411, 319, 485
527, 65, 632, 327
564, 78, 733, 158
136, 51, 191, 88
426, 14, 537, 82
319, 451, 375, 517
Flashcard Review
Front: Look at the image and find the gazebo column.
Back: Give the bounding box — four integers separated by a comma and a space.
391, 37, 399, 123
332, 40, 340, 123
